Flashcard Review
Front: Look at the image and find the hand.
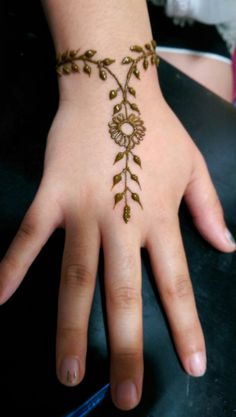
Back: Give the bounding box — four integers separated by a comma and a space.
0, 88, 235, 411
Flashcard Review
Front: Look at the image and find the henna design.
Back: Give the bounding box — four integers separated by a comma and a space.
56, 40, 159, 223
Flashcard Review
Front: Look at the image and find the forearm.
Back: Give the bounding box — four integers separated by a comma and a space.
41, 0, 153, 53
41, 0, 162, 102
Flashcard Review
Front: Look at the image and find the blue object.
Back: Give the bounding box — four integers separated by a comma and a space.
63, 383, 110, 417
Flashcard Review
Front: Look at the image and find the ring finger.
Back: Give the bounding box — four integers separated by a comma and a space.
146, 213, 206, 377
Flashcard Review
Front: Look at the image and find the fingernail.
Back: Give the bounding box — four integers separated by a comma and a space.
188, 352, 206, 377
115, 380, 138, 409
225, 228, 236, 247
59, 356, 79, 386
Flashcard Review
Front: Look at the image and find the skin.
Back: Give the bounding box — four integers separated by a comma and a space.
0, 0, 235, 411
158, 51, 233, 103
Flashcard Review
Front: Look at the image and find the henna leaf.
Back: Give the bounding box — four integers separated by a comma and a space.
114, 152, 125, 164
145, 43, 152, 50
103, 58, 116, 65
83, 64, 91, 76
85, 49, 97, 58
109, 90, 117, 99
113, 103, 122, 114
133, 155, 142, 168
69, 50, 78, 58
99, 69, 107, 80
151, 40, 157, 49
130, 103, 140, 113
61, 50, 69, 61
114, 193, 124, 206
63, 65, 70, 75
151, 55, 160, 66
131, 193, 143, 208
123, 205, 131, 223
130, 45, 143, 52
71, 63, 79, 72
143, 58, 149, 70
131, 174, 141, 188
122, 56, 133, 64
133, 67, 140, 79
128, 86, 136, 97
112, 174, 122, 188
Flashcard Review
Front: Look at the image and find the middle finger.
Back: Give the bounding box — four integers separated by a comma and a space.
103, 225, 143, 411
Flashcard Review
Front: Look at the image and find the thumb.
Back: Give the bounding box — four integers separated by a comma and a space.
184, 147, 236, 253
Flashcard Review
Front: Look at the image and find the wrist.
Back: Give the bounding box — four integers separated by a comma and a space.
42, 0, 164, 104
56, 42, 163, 108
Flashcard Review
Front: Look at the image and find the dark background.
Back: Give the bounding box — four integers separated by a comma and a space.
0, 1, 236, 416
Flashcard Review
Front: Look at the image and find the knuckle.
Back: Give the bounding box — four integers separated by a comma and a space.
108, 285, 141, 309
18, 217, 37, 240
164, 275, 193, 300
3, 253, 18, 272
57, 325, 86, 341
113, 348, 142, 362
63, 263, 93, 289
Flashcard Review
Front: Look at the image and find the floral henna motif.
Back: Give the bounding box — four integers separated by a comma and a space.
109, 113, 145, 147
56, 40, 159, 223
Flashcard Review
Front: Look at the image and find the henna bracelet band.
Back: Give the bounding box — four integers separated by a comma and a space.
55, 40, 159, 223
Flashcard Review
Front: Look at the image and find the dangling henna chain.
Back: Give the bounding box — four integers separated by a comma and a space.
56, 40, 159, 223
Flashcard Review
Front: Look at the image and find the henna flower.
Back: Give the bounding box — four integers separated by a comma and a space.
56, 40, 159, 222
108, 113, 146, 148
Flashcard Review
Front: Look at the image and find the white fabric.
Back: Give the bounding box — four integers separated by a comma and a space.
149, 0, 236, 53
165, 0, 236, 24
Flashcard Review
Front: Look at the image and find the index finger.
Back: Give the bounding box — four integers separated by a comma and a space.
0, 188, 61, 303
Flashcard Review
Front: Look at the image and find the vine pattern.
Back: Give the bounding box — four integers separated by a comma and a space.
56, 40, 159, 223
